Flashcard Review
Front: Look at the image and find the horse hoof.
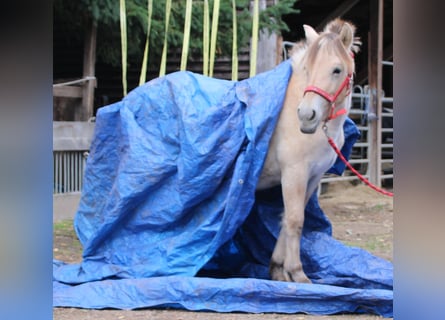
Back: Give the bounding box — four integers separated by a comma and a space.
270, 262, 287, 281
289, 272, 312, 283
270, 262, 311, 283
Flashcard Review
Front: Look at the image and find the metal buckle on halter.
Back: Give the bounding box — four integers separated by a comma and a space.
322, 123, 329, 135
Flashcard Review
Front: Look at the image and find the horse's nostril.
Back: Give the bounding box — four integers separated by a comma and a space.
309, 110, 316, 121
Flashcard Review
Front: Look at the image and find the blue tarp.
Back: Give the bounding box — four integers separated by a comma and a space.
53, 61, 393, 317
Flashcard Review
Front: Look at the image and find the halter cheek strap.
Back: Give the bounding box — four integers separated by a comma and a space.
304, 73, 352, 121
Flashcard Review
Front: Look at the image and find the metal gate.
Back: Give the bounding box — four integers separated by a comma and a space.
53, 121, 95, 195
320, 65, 393, 188
53, 151, 88, 194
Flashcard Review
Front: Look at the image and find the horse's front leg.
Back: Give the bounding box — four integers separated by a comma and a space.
270, 168, 311, 283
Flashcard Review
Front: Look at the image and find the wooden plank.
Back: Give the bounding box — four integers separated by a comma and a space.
53, 86, 83, 98
367, 0, 383, 186
256, 30, 279, 74
53, 121, 96, 151
254, 0, 281, 74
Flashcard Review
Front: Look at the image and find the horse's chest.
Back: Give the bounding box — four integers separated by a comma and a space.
309, 146, 337, 175
257, 156, 282, 190
257, 130, 342, 190
307, 133, 343, 173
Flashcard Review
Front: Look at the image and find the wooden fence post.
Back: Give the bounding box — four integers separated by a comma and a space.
367, 0, 383, 186
78, 18, 97, 121
253, 0, 281, 75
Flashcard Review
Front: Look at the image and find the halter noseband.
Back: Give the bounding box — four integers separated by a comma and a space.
303, 73, 353, 121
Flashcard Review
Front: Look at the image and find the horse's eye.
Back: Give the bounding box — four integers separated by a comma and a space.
333, 67, 342, 75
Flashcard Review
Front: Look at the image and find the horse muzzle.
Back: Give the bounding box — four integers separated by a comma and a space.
300, 124, 318, 134
297, 107, 320, 134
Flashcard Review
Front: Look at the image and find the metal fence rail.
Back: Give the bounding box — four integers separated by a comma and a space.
53, 121, 95, 194
53, 151, 88, 194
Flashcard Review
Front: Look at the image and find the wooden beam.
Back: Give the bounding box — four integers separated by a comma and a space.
53, 86, 83, 98
77, 18, 97, 121
367, 0, 383, 186
383, 43, 393, 61
316, 0, 361, 30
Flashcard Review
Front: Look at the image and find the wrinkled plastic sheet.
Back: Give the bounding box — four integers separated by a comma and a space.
53, 61, 393, 317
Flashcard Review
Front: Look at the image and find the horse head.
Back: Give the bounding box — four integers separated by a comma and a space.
296, 19, 360, 134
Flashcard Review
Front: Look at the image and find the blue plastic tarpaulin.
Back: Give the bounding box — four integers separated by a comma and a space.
53, 61, 393, 317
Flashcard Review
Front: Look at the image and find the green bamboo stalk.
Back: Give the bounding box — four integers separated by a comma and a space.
159, 0, 172, 77
203, 0, 210, 76
180, 0, 193, 71
231, 0, 238, 81
119, 0, 127, 96
139, 0, 153, 86
250, 0, 259, 77
209, 0, 220, 77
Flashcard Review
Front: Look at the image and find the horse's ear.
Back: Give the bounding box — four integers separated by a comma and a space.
303, 24, 318, 44
339, 22, 355, 51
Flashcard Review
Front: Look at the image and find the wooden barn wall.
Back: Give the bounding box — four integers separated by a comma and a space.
53, 31, 252, 121
53, 0, 393, 120
92, 50, 252, 114
53, 1, 282, 121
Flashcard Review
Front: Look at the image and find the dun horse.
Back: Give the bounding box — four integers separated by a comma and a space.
257, 19, 360, 283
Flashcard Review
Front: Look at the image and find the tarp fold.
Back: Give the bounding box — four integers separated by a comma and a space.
53, 61, 392, 317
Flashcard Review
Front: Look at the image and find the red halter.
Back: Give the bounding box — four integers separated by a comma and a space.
303, 73, 353, 121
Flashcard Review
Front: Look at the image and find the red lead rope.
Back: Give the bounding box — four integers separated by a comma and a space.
325, 130, 394, 197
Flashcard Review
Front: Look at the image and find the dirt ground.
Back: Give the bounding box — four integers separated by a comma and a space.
53, 181, 393, 320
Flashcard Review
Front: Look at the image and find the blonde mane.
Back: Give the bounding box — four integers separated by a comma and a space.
289, 18, 361, 74
324, 18, 361, 54
289, 40, 307, 71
